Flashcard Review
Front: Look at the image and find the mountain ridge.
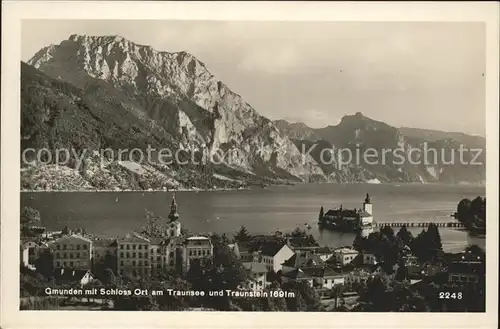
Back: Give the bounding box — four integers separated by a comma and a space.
21, 34, 486, 190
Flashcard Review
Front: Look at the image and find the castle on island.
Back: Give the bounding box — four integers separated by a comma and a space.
318, 193, 374, 232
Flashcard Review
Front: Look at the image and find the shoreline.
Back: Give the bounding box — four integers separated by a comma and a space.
20, 181, 486, 193
21, 187, 254, 193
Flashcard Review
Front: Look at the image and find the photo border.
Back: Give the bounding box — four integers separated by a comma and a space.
2, 1, 499, 328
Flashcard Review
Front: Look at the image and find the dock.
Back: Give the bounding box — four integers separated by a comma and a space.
373, 222, 465, 228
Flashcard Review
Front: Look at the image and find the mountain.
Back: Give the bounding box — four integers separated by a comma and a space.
399, 127, 485, 149
275, 114, 486, 184
22, 34, 326, 190
21, 34, 485, 190
273, 120, 321, 142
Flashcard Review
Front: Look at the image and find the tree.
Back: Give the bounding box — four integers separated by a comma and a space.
61, 226, 70, 235
319, 206, 324, 219
396, 225, 413, 247
359, 276, 388, 311
234, 226, 252, 243
470, 196, 485, 220
102, 268, 116, 286
21, 206, 41, 227
380, 225, 395, 240
139, 209, 167, 239
464, 244, 485, 259
34, 250, 53, 278
426, 223, 443, 256
353, 234, 368, 252
457, 198, 472, 221
282, 281, 322, 311
410, 224, 442, 262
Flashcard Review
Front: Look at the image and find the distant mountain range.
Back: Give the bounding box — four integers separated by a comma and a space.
20, 34, 486, 191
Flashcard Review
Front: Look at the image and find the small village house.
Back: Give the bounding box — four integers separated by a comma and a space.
242, 262, 268, 292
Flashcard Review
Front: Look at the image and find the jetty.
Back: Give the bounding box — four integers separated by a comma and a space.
373, 221, 465, 228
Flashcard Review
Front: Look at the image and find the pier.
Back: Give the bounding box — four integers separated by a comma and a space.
373, 222, 465, 228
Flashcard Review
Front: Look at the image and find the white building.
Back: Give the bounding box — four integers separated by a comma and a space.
360, 193, 374, 226
51, 234, 93, 270
117, 232, 151, 278
183, 236, 214, 271
259, 244, 295, 273
333, 247, 359, 266
318, 267, 345, 289
242, 262, 268, 292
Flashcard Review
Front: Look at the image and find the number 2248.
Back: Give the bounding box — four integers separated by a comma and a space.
439, 292, 462, 299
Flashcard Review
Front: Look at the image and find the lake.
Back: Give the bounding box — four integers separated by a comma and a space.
21, 183, 486, 252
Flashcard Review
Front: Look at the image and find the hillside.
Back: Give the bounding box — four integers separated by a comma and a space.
21, 34, 486, 190
22, 34, 326, 190
276, 114, 486, 184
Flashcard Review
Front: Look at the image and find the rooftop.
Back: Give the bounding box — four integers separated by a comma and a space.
334, 247, 359, 254
118, 232, 151, 243
324, 209, 360, 218
187, 236, 210, 240
55, 234, 93, 244
260, 243, 286, 257
92, 238, 118, 247
242, 262, 268, 274
54, 269, 92, 282
281, 268, 312, 280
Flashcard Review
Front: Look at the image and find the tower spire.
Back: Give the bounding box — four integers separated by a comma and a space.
364, 193, 371, 204
168, 193, 179, 222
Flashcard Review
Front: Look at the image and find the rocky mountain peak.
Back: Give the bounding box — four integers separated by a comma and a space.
24, 34, 326, 187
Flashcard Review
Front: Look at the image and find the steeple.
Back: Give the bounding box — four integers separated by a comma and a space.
168, 193, 179, 222
364, 193, 371, 204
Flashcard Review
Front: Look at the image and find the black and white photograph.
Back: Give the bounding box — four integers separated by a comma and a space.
1, 1, 499, 327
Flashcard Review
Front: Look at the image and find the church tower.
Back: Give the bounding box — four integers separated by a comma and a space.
167, 193, 181, 237
168, 193, 180, 222
363, 193, 372, 215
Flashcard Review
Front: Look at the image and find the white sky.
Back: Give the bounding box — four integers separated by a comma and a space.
22, 20, 486, 136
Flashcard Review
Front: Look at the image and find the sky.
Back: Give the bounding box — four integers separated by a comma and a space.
22, 20, 486, 136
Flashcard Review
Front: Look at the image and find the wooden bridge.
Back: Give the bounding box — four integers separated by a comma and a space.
373, 221, 465, 228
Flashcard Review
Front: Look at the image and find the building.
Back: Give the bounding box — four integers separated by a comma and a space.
362, 252, 378, 265
345, 268, 372, 284
20, 240, 45, 270
117, 232, 151, 277
242, 262, 268, 292
361, 194, 373, 226
448, 262, 484, 285
281, 253, 327, 273
281, 268, 314, 287
319, 194, 374, 231
446, 250, 485, 285
231, 242, 253, 262
332, 247, 359, 266
92, 238, 118, 269
51, 234, 93, 270
183, 236, 214, 271
166, 193, 182, 238
149, 239, 164, 276
259, 243, 294, 272
302, 267, 345, 289
54, 268, 94, 287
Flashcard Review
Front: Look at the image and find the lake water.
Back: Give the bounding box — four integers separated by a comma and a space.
21, 183, 486, 252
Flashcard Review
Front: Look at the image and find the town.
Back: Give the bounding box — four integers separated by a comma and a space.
20, 193, 486, 312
